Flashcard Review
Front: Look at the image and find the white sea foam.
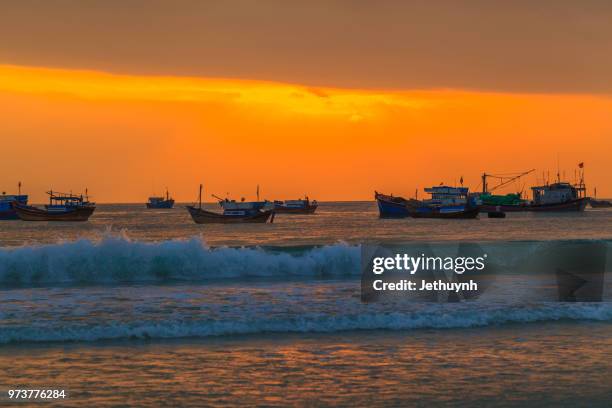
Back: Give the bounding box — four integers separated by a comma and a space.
1, 303, 611, 344
0, 234, 360, 286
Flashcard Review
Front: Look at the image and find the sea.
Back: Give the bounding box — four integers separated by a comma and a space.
1, 202, 611, 407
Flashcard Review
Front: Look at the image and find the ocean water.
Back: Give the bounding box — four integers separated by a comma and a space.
1, 202, 611, 406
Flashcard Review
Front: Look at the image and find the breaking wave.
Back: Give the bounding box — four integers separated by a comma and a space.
0, 234, 360, 286
2, 303, 611, 344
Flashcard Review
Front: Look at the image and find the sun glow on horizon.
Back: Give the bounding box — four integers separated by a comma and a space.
0, 64, 433, 121
0, 64, 611, 202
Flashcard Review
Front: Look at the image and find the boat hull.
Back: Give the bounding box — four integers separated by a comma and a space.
409, 206, 480, 219
0, 195, 28, 220
375, 192, 420, 218
13, 204, 96, 221
0, 209, 20, 220
146, 200, 175, 209
273, 204, 317, 214
590, 199, 612, 208
480, 197, 588, 212
187, 206, 274, 224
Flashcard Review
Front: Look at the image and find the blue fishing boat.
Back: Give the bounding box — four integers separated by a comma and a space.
375, 191, 420, 218
146, 189, 175, 209
0, 182, 28, 220
410, 186, 479, 219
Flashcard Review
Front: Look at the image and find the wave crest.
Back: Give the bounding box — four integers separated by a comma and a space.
0, 235, 360, 286
2, 303, 611, 344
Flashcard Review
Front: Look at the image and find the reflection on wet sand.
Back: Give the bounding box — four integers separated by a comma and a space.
1, 322, 611, 407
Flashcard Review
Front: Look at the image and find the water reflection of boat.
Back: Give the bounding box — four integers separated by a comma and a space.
13, 190, 95, 221
0, 182, 28, 220
187, 185, 274, 224
146, 189, 175, 209
273, 197, 318, 214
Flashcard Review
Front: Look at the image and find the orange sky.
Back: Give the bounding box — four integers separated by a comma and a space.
1, 64, 611, 202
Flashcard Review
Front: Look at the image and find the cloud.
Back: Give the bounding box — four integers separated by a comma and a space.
1, 1, 611, 93
0, 64, 430, 122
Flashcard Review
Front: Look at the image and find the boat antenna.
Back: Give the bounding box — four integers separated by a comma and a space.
257, 184, 260, 201
198, 184, 203, 209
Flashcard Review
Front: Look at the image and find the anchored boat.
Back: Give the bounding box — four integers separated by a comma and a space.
187, 185, 274, 224
375, 186, 479, 219
409, 186, 479, 219
478, 165, 588, 212
273, 197, 318, 214
0, 182, 28, 220
375, 191, 421, 218
147, 189, 175, 209
477, 170, 532, 212
527, 182, 588, 211
13, 190, 96, 221
589, 187, 611, 208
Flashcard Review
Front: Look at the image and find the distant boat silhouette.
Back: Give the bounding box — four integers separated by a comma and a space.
273, 197, 318, 214
147, 188, 175, 209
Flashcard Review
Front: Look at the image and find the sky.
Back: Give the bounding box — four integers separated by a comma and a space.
0, 1, 611, 202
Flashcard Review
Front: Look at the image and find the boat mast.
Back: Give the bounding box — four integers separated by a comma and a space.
577, 162, 586, 198
481, 173, 487, 194
198, 184, 203, 209
481, 169, 534, 195
18, 181, 21, 195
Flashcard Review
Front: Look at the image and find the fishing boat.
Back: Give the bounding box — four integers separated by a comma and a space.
146, 189, 175, 209
589, 188, 612, 208
477, 170, 532, 212
273, 197, 318, 214
590, 199, 612, 208
213, 184, 271, 212
527, 182, 588, 212
0, 182, 28, 220
187, 185, 274, 224
13, 190, 96, 221
409, 186, 479, 219
375, 191, 421, 218
216, 197, 270, 211
479, 165, 588, 212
